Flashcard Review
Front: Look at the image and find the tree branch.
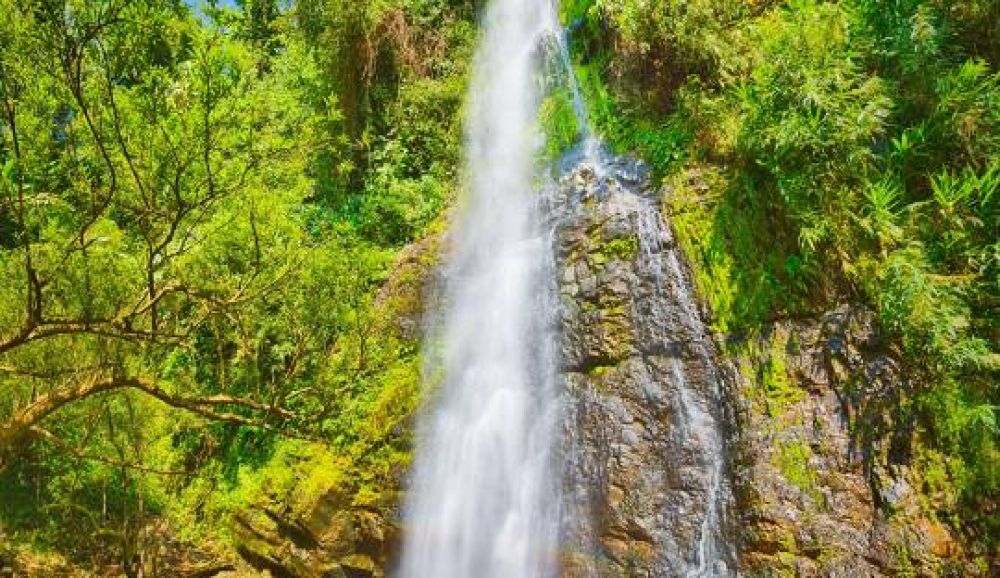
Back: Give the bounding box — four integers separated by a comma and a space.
0, 319, 173, 356
0, 375, 295, 462
29, 427, 189, 476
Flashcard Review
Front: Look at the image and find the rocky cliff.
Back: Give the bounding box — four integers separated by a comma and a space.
551, 156, 981, 577
552, 158, 735, 577
662, 166, 986, 576
727, 305, 975, 576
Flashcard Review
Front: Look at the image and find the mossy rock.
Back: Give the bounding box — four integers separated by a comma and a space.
597, 235, 640, 262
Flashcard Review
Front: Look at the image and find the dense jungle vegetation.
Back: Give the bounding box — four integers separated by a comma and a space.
0, 0, 997, 573
0, 0, 475, 570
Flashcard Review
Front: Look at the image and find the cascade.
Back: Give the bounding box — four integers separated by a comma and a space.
398, 0, 733, 576
396, 0, 564, 576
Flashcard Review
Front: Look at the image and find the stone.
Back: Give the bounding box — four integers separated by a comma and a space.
555, 157, 736, 576
729, 304, 985, 575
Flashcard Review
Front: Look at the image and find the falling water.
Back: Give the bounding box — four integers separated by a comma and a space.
545, 15, 601, 168
399, 0, 732, 575
396, 0, 564, 576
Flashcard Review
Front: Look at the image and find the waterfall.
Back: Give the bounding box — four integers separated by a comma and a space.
396, 1, 564, 577
399, 0, 733, 576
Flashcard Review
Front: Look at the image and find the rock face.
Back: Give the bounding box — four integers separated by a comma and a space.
729, 306, 974, 576
662, 165, 985, 576
550, 157, 982, 577
234, 486, 396, 578
552, 158, 736, 577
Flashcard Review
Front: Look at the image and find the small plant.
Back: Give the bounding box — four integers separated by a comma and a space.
539, 89, 581, 162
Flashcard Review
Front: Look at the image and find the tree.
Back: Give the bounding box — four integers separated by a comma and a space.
0, 0, 322, 471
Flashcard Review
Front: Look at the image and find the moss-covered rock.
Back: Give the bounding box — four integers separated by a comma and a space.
665, 163, 990, 575
726, 305, 981, 576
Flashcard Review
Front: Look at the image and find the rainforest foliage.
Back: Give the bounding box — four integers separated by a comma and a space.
562, 0, 999, 548
0, 0, 473, 568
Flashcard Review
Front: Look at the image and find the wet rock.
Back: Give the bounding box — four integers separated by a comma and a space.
556, 158, 987, 577
555, 157, 736, 577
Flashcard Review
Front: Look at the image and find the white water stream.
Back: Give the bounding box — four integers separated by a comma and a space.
396, 1, 564, 577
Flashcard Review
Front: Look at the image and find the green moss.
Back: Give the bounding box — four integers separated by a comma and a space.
891, 541, 917, 578
911, 444, 962, 514
601, 316, 633, 361
586, 363, 614, 377
775, 440, 819, 497
559, 0, 595, 25
600, 302, 627, 317
598, 235, 640, 262
666, 166, 815, 335
668, 179, 738, 335
762, 332, 805, 412
774, 560, 799, 578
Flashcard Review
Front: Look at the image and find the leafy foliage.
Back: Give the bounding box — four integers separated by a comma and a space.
0, 0, 472, 569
